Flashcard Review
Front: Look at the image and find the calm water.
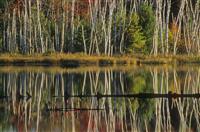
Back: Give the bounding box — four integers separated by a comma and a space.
0, 66, 200, 132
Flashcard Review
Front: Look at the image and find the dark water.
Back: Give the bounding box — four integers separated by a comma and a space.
0, 66, 200, 132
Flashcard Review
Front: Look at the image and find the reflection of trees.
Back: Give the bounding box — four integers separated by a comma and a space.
125, 69, 155, 130
0, 67, 200, 131
150, 67, 200, 132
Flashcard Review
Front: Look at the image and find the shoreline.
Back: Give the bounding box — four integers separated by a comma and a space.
0, 53, 200, 66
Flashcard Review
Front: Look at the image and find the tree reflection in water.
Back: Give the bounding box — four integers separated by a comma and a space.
0, 66, 200, 131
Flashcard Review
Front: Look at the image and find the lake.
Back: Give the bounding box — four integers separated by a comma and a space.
0, 65, 199, 132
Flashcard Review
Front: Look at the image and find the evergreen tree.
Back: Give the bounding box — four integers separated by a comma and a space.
126, 13, 146, 53
138, 4, 156, 53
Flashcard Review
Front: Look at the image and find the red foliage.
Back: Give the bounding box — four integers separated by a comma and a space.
6, 0, 96, 18
170, 19, 178, 36
6, 0, 23, 12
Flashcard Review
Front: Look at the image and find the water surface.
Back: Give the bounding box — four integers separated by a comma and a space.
0, 65, 200, 132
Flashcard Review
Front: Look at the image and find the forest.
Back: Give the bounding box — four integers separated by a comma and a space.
0, 0, 199, 56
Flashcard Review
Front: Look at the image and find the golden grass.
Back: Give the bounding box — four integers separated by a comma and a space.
0, 65, 138, 73
0, 64, 199, 74
0, 53, 137, 66
1, 53, 200, 66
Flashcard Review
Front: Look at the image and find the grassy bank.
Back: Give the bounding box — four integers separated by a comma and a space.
0, 53, 136, 66
0, 53, 200, 66
135, 54, 200, 65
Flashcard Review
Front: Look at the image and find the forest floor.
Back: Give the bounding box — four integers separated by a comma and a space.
0, 53, 200, 66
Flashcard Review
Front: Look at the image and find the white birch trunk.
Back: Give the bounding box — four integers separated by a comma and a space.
36, 0, 44, 53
